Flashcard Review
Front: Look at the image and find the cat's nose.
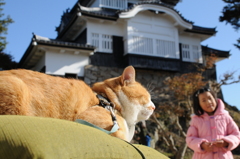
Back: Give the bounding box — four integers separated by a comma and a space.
152, 102, 156, 110
148, 103, 155, 110
151, 105, 155, 110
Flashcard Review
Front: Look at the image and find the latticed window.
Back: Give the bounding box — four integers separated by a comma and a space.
102, 34, 112, 52
92, 33, 99, 48
132, 36, 153, 54
156, 39, 176, 58
181, 44, 201, 62
182, 44, 190, 60
192, 45, 199, 62
91, 33, 112, 53
100, 0, 127, 9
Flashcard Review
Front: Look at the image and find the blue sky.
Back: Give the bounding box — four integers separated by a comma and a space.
3, 0, 240, 109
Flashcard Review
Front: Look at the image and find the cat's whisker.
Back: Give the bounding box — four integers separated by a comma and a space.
146, 82, 155, 96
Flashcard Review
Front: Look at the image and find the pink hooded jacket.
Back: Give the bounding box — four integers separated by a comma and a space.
186, 99, 240, 159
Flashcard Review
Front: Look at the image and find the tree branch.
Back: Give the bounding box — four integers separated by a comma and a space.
152, 113, 178, 153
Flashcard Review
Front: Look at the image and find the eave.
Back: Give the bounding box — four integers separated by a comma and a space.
202, 45, 230, 58
201, 45, 230, 62
78, 1, 119, 20
185, 25, 217, 36
18, 34, 95, 69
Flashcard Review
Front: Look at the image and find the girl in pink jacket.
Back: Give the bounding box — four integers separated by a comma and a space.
186, 88, 240, 159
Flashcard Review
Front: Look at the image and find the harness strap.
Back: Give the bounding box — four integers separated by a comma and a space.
96, 94, 118, 124
75, 120, 145, 159
75, 119, 119, 134
75, 94, 120, 134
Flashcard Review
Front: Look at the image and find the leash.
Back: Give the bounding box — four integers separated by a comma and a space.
75, 119, 119, 134
75, 94, 119, 134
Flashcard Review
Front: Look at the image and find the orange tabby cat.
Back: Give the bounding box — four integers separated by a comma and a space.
0, 66, 155, 141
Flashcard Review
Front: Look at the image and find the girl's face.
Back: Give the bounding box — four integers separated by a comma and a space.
198, 91, 217, 115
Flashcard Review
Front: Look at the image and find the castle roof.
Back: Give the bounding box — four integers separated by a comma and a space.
202, 45, 230, 58
56, 2, 216, 39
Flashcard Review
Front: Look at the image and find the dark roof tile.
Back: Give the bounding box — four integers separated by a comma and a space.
34, 34, 95, 50
185, 25, 217, 35
202, 45, 230, 58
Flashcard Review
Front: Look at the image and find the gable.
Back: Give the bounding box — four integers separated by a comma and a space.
128, 11, 176, 39
119, 3, 192, 30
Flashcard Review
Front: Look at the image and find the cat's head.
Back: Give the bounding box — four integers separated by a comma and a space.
92, 66, 155, 125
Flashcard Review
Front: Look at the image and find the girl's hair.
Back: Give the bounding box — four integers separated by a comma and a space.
192, 87, 217, 116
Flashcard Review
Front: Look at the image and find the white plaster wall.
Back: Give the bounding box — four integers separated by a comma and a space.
87, 20, 124, 39
128, 16, 177, 41
179, 35, 201, 46
45, 52, 89, 77
32, 54, 46, 71
129, 11, 174, 32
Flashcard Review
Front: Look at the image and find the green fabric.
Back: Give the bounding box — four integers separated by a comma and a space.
0, 115, 168, 159
133, 144, 169, 159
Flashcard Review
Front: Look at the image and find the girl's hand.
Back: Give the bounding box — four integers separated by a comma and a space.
200, 141, 213, 152
213, 139, 229, 148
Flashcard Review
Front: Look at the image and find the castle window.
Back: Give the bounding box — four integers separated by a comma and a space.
132, 36, 153, 54
156, 39, 176, 58
100, 0, 127, 10
182, 44, 202, 63
91, 33, 112, 53
192, 45, 200, 62
182, 44, 190, 60
102, 34, 112, 52
92, 33, 99, 48
129, 36, 177, 58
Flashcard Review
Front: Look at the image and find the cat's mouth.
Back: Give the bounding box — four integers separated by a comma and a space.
139, 110, 154, 120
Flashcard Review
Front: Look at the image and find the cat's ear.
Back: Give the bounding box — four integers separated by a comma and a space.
121, 66, 135, 85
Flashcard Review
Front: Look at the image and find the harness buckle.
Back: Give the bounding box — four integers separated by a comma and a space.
96, 94, 119, 131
